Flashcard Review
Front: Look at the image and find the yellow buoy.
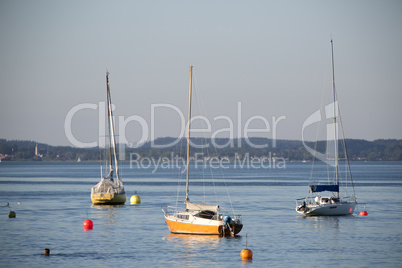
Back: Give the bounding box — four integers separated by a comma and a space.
130, 195, 141, 204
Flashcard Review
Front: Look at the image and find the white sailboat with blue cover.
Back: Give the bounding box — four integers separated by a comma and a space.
296, 40, 357, 216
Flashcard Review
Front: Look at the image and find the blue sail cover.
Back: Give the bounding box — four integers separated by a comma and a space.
310, 185, 339, 192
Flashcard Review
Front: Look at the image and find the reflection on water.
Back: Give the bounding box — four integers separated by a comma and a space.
91, 204, 123, 226
163, 234, 223, 267
164, 233, 221, 245
301, 215, 341, 232
241, 259, 253, 265
91, 204, 124, 209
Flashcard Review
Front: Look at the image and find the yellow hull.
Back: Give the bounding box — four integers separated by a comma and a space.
91, 192, 126, 205
165, 216, 222, 235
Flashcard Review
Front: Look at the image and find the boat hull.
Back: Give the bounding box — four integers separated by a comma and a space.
91, 192, 126, 205
165, 216, 221, 235
164, 214, 242, 236
296, 201, 356, 216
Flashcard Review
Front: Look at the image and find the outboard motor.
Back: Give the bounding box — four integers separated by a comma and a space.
223, 216, 232, 225
222, 216, 233, 236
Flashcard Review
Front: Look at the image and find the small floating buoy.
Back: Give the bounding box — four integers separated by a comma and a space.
240, 233, 253, 260
2, 202, 16, 218
360, 210, 368, 216
83, 219, 93, 230
130, 194, 141, 204
8, 211, 16, 218
241, 248, 253, 260
44, 248, 50, 255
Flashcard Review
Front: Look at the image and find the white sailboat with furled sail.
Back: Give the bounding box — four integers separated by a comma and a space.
91, 72, 126, 205
163, 66, 243, 236
296, 39, 357, 216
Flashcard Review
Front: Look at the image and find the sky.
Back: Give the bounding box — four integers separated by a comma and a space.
1, 0, 401, 147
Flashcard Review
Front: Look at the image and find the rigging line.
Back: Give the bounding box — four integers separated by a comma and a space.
309, 42, 336, 198
98, 144, 103, 178
217, 155, 235, 216
193, 83, 235, 214
191, 75, 207, 202
175, 136, 185, 209
325, 42, 335, 185
309, 49, 331, 189
175, 71, 191, 208
193, 77, 221, 207
335, 90, 357, 198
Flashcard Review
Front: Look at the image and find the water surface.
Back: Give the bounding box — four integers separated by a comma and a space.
0, 161, 401, 267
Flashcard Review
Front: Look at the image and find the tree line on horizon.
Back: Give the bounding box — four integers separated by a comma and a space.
0, 138, 401, 162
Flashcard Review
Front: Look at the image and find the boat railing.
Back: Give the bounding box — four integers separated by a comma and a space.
163, 206, 242, 223
296, 195, 356, 207
341, 195, 357, 203
295, 197, 308, 206
232, 214, 242, 223
163, 206, 181, 216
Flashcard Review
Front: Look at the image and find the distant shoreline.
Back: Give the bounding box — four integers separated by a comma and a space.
1, 138, 401, 162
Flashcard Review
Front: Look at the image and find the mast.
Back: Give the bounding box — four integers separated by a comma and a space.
106, 72, 114, 176
106, 72, 120, 181
185, 66, 193, 203
330, 39, 339, 198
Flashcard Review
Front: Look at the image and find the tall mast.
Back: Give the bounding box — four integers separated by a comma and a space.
106, 72, 113, 175
185, 66, 193, 203
331, 39, 339, 198
106, 72, 120, 181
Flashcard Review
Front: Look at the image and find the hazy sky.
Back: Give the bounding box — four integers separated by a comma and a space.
1, 0, 401, 147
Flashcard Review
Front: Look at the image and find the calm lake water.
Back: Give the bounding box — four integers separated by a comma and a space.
0, 161, 401, 267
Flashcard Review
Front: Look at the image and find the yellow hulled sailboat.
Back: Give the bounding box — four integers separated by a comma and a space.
91, 72, 126, 205
163, 66, 243, 236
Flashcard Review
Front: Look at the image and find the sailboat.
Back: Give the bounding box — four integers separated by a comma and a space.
91, 72, 126, 205
163, 66, 243, 236
296, 40, 357, 216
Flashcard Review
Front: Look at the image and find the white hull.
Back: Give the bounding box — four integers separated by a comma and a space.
296, 201, 356, 216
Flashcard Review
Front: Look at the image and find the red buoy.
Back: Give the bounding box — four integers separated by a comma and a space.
360, 211, 368, 216
83, 219, 93, 229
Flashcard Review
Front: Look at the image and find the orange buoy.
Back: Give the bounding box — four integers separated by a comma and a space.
240, 248, 253, 260
83, 219, 93, 230
240, 233, 253, 260
360, 210, 368, 216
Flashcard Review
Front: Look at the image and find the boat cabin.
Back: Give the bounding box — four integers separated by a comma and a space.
315, 196, 341, 205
